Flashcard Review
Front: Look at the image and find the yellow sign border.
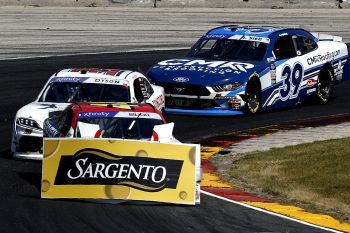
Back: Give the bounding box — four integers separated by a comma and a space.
42, 138, 198, 205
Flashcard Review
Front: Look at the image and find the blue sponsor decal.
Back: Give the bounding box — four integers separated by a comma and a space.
39, 104, 58, 109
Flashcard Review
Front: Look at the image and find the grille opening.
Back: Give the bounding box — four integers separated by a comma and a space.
166, 98, 219, 109
19, 136, 42, 153
163, 83, 210, 96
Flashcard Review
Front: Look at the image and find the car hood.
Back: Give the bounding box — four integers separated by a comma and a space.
148, 58, 267, 86
15, 102, 69, 128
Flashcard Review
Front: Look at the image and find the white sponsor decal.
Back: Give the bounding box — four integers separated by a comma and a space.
128, 112, 150, 117
307, 88, 316, 94
205, 34, 228, 39
307, 50, 340, 65
230, 35, 270, 43
173, 77, 189, 82
334, 59, 346, 81
67, 158, 167, 183
279, 33, 288, 37
115, 112, 162, 120
156, 59, 254, 74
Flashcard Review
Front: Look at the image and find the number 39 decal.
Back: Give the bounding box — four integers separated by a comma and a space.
279, 62, 304, 101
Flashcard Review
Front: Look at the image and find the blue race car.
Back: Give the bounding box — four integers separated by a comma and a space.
147, 26, 349, 115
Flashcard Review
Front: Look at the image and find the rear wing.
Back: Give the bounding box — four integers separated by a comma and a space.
311, 32, 343, 42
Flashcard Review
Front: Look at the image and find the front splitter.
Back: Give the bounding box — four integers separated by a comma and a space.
13, 152, 43, 160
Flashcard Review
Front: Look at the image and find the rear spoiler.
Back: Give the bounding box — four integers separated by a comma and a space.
311, 32, 343, 42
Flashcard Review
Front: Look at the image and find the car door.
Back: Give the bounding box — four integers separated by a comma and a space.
268, 34, 302, 109
293, 35, 320, 98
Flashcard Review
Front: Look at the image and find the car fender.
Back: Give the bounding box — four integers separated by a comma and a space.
147, 85, 165, 111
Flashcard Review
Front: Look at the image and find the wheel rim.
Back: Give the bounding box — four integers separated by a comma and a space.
246, 81, 260, 113
319, 85, 329, 98
318, 70, 333, 102
248, 94, 259, 111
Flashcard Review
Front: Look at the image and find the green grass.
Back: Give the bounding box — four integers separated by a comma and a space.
218, 137, 350, 221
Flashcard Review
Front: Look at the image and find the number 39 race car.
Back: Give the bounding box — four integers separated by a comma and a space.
147, 26, 349, 115
11, 68, 165, 159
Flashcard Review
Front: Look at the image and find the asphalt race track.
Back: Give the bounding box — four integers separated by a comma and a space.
0, 47, 349, 233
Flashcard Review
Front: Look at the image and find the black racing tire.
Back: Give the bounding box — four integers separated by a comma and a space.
316, 67, 334, 104
244, 78, 262, 115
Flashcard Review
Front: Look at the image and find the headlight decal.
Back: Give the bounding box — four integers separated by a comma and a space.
16, 118, 42, 130
212, 82, 243, 92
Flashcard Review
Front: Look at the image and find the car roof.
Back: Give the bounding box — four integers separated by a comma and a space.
55, 68, 137, 80
72, 102, 159, 114
207, 25, 287, 38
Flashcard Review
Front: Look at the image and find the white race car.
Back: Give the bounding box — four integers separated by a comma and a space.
11, 68, 165, 160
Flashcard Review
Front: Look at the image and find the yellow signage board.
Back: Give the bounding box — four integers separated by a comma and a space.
42, 138, 199, 205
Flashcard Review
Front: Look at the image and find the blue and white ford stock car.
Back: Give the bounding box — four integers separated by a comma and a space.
147, 26, 349, 115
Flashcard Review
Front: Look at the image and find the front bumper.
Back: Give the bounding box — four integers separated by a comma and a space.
12, 124, 44, 160
165, 107, 245, 116
164, 87, 246, 116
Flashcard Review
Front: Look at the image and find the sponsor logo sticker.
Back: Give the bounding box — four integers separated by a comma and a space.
307, 87, 317, 94
78, 112, 115, 119
42, 139, 199, 204
307, 50, 341, 65
307, 78, 317, 87
39, 104, 58, 109
156, 59, 254, 75
51, 77, 86, 83
230, 35, 270, 43
55, 148, 183, 192
173, 77, 190, 83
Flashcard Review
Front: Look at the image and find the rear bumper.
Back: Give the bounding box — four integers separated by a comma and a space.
165, 107, 244, 116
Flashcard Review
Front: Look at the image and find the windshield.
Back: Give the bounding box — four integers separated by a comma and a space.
39, 83, 130, 103
187, 39, 268, 62
75, 117, 163, 140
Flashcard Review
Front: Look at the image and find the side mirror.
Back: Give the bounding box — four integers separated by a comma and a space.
151, 123, 174, 143
77, 121, 101, 138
